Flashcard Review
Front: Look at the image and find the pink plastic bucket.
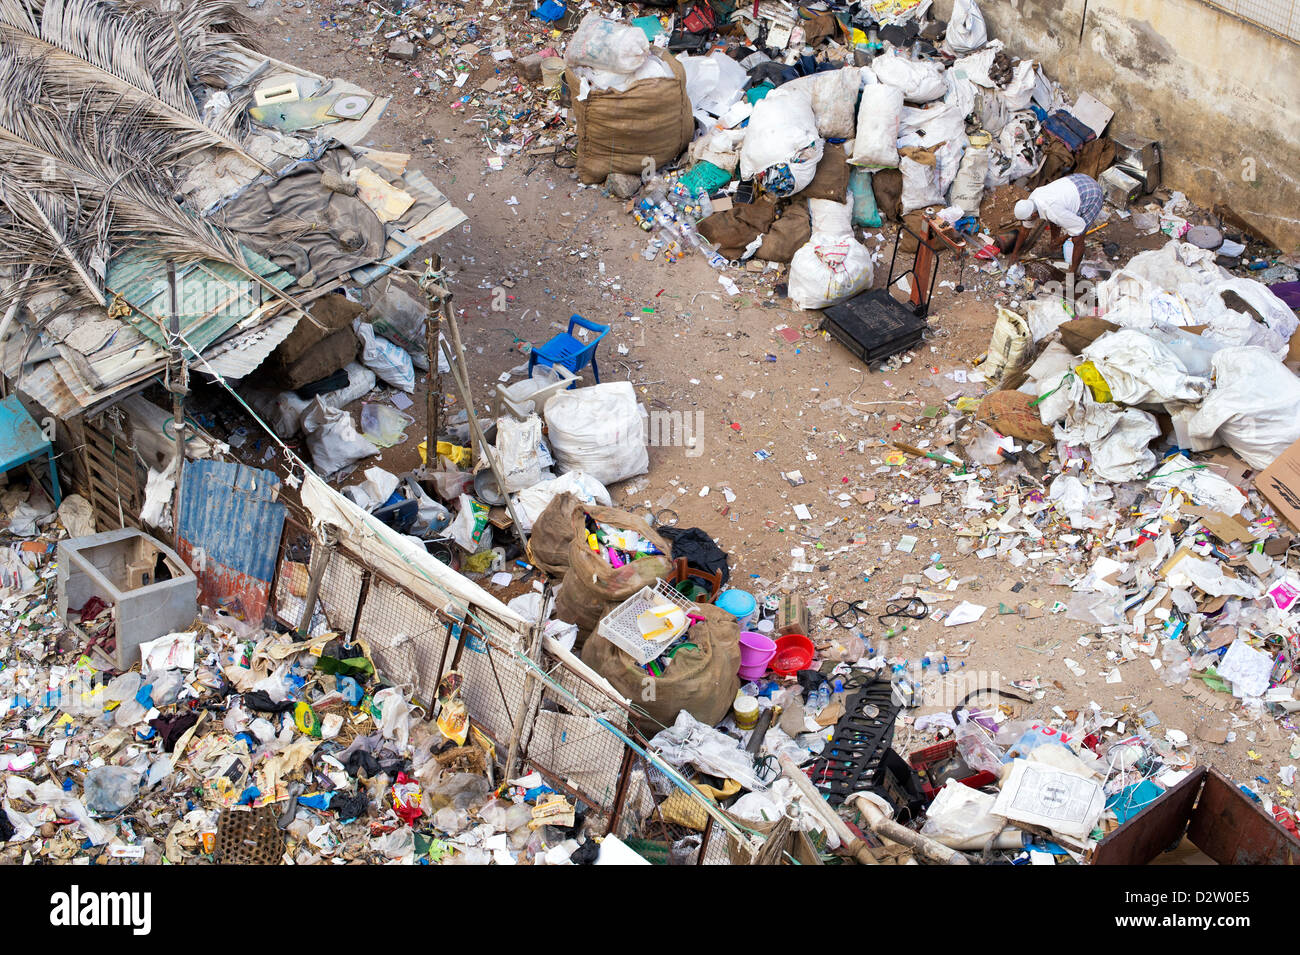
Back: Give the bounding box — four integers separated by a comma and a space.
737, 631, 777, 680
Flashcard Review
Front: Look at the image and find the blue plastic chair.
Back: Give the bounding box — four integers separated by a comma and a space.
527, 314, 610, 384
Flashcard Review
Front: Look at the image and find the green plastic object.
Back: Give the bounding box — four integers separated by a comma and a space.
632, 15, 664, 39
679, 160, 732, 196
849, 166, 882, 228
745, 82, 773, 105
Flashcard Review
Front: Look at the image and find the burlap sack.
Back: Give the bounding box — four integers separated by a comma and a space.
570, 52, 694, 185
552, 505, 674, 637
872, 167, 904, 222
697, 196, 779, 260
800, 142, 851, 202
754, 199, 811, 263
526, 492, 587, 578
581, 602, 741, 734
976, 389, 1055, 444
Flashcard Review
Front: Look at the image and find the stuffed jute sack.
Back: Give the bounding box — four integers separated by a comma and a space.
568, 51, 693, 185
582, 602, 741, 733
548, 504, 674, 638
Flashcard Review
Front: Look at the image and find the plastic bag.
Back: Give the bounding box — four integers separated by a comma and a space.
301, 399, 379, 477
84, 765, 142, 814
871, 53, 946, 103
1188, 346, 1300, 468
788, 233, 874, 310
646, 710, 768, 792
678, 50, 749, 118
899, 148, 944, 213
565, 14, 650, 74
1160, 639, 1190, 687
544, 381, 649, 486
808, 196, 853, 237
447, 494, 492, 553
1080, 330, 1211, 406
368, 277, 429, 369
848, 84, 904, 168
977, 307, 1031, 382
782, 66, 863, 138
946, 0, 988, 54
955, 720, 1005, 775
360, 403, 412, 447
1088, 408, 1160, 483
495, 414, 544, 493
514, 471, 611, 532
948, 138, 988, 215
919, 778, 1002, 848
848, 167, 882, 228
738, 87, 821, 182
354, 318, 415, 392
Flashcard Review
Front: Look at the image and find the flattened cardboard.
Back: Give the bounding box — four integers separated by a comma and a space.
1258, 435, 1300, 533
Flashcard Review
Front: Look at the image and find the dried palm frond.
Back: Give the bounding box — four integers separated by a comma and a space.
0, 95, 306, 319
0, 179, 109, 308
0, 42, 233, 168
0, 0, 270, 170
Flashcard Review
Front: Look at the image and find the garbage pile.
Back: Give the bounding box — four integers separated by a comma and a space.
0, 476, 640, 865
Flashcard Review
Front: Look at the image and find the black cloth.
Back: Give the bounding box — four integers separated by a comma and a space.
331, 792, 368, 823
148, 712, 199, 753
241, 691, 297, 714
659, 526, 730, 585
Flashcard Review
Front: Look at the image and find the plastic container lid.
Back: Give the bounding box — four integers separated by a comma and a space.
715, 589, 756, 620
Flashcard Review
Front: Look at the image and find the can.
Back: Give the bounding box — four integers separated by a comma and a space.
733, 695, 759, 731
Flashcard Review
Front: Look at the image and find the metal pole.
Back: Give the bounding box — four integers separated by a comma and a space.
166, 262, 188, 540
505, 585, 551, 780
439, 338, 530, 553
419, 260, 445, 473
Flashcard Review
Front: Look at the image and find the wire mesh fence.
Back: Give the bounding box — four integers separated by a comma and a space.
268, 516, 765, 863
1199, 0, 1300, 42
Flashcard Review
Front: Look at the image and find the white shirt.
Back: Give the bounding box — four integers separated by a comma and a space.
1026, 177, 1088, 236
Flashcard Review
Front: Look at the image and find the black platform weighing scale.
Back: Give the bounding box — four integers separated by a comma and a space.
819, 214, 969, 366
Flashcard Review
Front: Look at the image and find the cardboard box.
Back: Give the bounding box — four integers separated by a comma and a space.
1259, 435, 1300, 532
775, 594, 810, 637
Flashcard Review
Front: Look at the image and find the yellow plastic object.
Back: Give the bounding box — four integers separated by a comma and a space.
418, 439, 470, 466
1075, 361, 1113, 403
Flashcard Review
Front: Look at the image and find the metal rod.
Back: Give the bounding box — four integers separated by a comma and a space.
778, 753, 879, 865
505, 584, 551, 780
166, 262, 188, 541
438, 337, 530, 553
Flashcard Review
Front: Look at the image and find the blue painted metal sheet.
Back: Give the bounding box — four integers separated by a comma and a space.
176, 460, 286, 623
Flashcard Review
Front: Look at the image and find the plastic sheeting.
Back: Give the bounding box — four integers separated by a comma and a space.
300, 471, 529, 632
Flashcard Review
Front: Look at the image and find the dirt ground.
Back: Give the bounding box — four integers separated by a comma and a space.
212, 0, 1297, 788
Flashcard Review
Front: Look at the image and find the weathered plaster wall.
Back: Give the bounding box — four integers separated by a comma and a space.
933, 0, 1300, 250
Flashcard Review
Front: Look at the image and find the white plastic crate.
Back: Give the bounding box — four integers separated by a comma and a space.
596, 579, 699, 665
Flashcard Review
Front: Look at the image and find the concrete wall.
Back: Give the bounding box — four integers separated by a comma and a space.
933, 0, 1300, 251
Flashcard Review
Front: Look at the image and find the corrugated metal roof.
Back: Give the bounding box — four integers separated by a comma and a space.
175, 459, 286, 622
105, 248, 294, 353
202, 313, 301, 380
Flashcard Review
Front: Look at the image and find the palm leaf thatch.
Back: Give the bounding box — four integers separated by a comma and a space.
0, 0, 271, 170
0, 180, 110, 308
0, 78, 306, 320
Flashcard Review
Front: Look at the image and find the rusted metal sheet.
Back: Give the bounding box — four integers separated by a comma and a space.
1188, 767, 1300, 865
1091, 767, 1206, 865
176, 460, 285, 623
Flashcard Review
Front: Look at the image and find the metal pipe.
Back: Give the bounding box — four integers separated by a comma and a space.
777, 753, 878, 865
846, 792, 973, 866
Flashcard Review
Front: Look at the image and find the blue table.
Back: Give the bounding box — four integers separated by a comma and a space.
0, 394, 61, 506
